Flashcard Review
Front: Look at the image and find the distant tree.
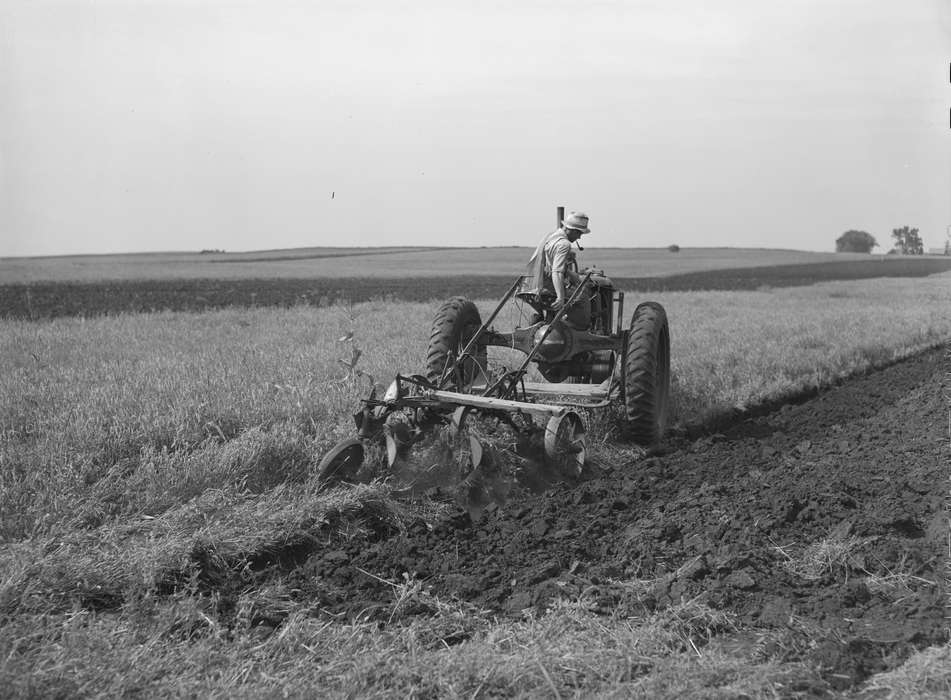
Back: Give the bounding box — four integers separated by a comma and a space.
835, 230, 877, 253
891, 226, 923, 255
667, 244, 681, 253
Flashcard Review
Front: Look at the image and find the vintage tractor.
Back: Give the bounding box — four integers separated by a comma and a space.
317, 209, 671, 501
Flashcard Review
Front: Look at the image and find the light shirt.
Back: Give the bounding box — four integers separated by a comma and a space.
524, 227, 574, 298
543, 229, 572, 277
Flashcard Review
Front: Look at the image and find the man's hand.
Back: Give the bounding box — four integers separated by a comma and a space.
551, 298, 566, 312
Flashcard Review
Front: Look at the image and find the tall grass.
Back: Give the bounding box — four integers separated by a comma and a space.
0, 594, 823, 699
661, 276, 951, 422
0, 303, 424, 540
3, 275, 950, 541
1, 273, 949, 697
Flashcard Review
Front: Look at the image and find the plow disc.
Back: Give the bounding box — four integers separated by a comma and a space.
315, 376, 590, 511
316, 438, 365, 487
544, 413, 586, 478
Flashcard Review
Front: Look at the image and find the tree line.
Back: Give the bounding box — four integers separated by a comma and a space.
835, 226, 934, 254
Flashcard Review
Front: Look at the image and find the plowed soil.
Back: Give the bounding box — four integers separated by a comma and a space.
302, 348, 948, 689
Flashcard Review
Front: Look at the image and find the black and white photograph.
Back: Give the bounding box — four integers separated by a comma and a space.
1, 1, 949, 696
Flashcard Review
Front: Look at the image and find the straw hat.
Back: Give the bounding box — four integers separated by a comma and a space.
562, 211, 590, 234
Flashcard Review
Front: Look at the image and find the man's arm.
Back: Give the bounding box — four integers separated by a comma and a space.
551, 270, 565, 307
549, 239, 571, 306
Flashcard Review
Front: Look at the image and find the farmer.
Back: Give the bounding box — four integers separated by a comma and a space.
525, 211, 592, 328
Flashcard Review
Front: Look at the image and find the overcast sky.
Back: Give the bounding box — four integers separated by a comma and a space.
1, 0, 949, 256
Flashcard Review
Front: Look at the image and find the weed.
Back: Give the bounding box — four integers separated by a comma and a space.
860, 643, 951, 698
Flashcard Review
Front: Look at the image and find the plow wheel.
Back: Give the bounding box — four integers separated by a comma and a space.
544, 412, 587, 477
316, 438, 365, 489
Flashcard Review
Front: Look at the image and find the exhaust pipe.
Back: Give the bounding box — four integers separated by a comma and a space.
559, 204, 584, 250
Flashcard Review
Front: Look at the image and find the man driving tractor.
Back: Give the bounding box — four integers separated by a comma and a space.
525, 210, 592, 329
315, 206, 671, 487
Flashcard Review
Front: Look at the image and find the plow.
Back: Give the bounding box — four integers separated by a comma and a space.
317, 209, 671, 506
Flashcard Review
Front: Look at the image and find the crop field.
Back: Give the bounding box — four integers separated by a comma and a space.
1, 255, 950, 698
0, 246, 879, 284
3, 249, 951, 320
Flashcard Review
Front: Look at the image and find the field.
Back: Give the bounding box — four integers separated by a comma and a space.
0, 247, 879, 284
3, 247, 951, 320
1, 249, 950, 697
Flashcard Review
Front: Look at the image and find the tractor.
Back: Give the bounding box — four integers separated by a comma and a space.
317, 208, 671, 501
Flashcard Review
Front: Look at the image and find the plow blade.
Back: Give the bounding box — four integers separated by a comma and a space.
316, 438, 365, 489
317, 380, 594, 496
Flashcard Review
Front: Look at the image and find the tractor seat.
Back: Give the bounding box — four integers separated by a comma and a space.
515, 275, 556, 307
515, 290, 556, 306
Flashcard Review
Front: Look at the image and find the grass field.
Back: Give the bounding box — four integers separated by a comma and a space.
0, 246, 879, 283
1, 271, 949, 697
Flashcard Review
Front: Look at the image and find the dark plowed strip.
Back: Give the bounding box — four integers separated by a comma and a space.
301, 347, 949, 686
4, 257, 950, 319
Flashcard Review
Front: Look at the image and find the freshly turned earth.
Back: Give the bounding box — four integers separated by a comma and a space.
302, 348, 949, 688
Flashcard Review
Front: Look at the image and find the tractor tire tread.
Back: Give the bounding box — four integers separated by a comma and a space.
623, 301, 670, 445
426, 297, 485, 387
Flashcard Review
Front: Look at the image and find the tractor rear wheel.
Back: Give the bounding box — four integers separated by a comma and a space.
426, 297, 488, 390
623, 302, 670, 445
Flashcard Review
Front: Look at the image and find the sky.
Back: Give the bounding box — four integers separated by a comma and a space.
1, 0, 949, 256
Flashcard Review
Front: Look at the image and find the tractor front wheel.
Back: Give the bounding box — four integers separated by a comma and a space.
623, 302, 670, 446
426, 297, 488, 390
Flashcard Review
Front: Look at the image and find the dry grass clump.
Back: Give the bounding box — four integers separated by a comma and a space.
773, 528, 940, 603
0, 592, 800, 699
858, 643, 951, 699
863, 571, 937, 602
773, 533, 870, 581
654, 596, 738, 652
67, 424, 324, 530
750, 614, 834, 663
0, 481, 408, 618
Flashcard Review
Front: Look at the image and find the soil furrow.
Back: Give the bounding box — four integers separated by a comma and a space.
302, 347, 948, 685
